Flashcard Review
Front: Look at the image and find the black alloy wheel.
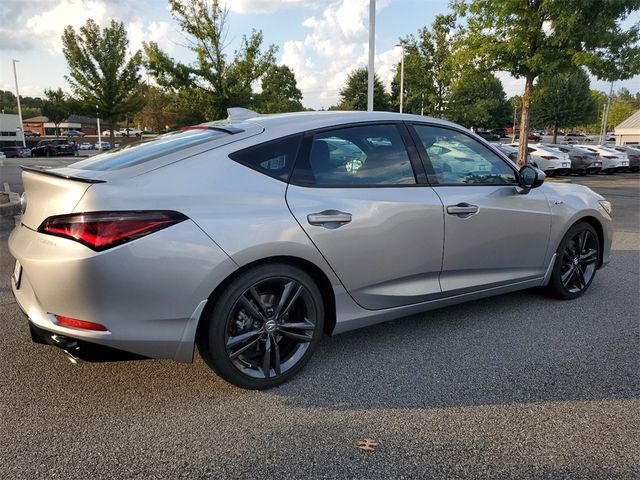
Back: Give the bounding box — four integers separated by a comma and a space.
548, 222, 600, 299
199, 264, 324, 389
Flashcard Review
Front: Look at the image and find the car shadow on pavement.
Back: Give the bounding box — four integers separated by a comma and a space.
273, 249, 639, 411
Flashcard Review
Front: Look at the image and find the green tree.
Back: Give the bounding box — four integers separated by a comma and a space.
608, 98, 638, 130
41, 88, 70, 137
453, 0, 640, 166
144, 0, 277, 121
390, 14, 456, 115
336, 68, 391, 111
0, 90, 43, 118
530, 69, 597, 142
62, 19, 145, 145
255, 65, 304, 113
447, 69, 511, 129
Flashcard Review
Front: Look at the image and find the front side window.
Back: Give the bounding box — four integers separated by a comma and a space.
413, 125, 517, 185
291, 124, 416, 186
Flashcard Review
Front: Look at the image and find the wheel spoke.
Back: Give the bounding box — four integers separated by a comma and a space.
227, 329, 261, 349
561, 267, 575, 287
278, 329, 312, 342
229, 335, 261, 360
271, 334, 281, 376
238, 295, 264, 321
280, 317, 315, 331
274, 281, 300, 317
262, 334, 272, 378
579, 248, 598, 264
575, 267, 586, 289
249, 287, 269, 317
579, 231, 590, 254
280, 285, 304, 317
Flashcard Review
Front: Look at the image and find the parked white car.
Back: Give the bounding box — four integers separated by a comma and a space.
94, 141, 111, 151
507, 143, 571, 175
574, 145, 629, 173
102, 128, 143, 137
605, 132, 616, 142
79, 142, 93, 150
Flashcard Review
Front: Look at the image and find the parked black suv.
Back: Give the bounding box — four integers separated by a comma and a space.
0, 146, 32, 158
31, 140, 73, 157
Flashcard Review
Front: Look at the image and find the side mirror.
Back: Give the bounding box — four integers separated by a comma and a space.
517, 165, 545, 194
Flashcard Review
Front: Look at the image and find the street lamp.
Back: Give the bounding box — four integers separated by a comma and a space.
367, 0, 376, 112
12, 59, 26, 147
396, 43, 406, 113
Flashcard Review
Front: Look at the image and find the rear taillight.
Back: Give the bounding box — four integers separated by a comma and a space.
602, 155, 617, 159
540, 155, 558, 160
38, 211, 187, 251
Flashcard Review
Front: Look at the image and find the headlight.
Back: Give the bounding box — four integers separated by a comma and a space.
599, 200, 612, 215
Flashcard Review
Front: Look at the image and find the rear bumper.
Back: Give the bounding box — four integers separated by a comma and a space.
9, 220, 236, 363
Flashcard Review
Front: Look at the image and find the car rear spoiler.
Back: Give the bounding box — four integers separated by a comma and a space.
21, 165, 106, 184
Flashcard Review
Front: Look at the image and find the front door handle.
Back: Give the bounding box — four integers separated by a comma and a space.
307, 210, 352, 228
446, 203, 479, 217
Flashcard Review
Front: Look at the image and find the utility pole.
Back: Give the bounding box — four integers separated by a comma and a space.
396, 43, 406, 113
512, 104, 517, 142
12, 60, 26, 147
367, 0, 376, 112
600, 81, 614, 144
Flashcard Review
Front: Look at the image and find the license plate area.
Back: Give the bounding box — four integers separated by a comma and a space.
12, 260, 22, 289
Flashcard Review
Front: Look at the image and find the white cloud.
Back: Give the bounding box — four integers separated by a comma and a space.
128, 20, 175, 54
222, 0, 334, 14
26, 0, 112, 54
280, 0, 395, 109
495, 71, 526, 98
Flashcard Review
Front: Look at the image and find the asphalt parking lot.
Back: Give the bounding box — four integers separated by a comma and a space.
0, 163, 638, 479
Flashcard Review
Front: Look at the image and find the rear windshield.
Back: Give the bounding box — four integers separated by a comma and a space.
70, 128, 228, 171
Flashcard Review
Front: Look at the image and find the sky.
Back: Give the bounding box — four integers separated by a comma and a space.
1, 0, 639, 111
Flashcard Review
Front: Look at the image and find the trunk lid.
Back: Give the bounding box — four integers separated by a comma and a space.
20, 167, 98, 230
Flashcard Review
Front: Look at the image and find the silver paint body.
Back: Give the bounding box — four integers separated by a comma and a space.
9, 111, 613, 362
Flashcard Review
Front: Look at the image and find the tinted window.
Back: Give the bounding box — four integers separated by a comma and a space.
229, 134, 302, 181
292, 124, 415, 186
415, 125, 517, 185
71, 128, 228, 171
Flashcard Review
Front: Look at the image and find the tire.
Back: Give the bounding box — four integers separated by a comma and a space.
547, 222, 600, 300
198, 264, 325, 389
578, 169, 587, 176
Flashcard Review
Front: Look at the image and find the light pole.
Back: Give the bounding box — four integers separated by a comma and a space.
367, 0, 376, 111
12, 60, 26, 147
96, 106, 102, 151
396, 43, 405, 113
512, 104, 518, 142
600, 81, 614, 144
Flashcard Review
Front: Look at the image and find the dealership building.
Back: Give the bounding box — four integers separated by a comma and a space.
615, 110, 640, 145
22, 115, 110, 136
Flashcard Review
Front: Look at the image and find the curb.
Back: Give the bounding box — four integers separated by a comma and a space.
0, 184, 21, 217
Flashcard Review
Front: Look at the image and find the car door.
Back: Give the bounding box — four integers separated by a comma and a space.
410, 123, 552, 294
286, 122, 444, 310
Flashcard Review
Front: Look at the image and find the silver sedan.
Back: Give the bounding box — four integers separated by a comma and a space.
9, 110, 613, 389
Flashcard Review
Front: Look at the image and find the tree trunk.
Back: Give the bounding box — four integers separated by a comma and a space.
109, 121, 115, 148
517, 74, 535, 167
553, 123, 558, 144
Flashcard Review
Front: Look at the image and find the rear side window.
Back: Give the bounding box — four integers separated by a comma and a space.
291, 124, 416, 186
71, 128, 229, 171
229, 134, 302, 181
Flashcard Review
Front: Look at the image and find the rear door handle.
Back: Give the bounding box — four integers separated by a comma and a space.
307, 210, 352, 228
446, 203, 479, 216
